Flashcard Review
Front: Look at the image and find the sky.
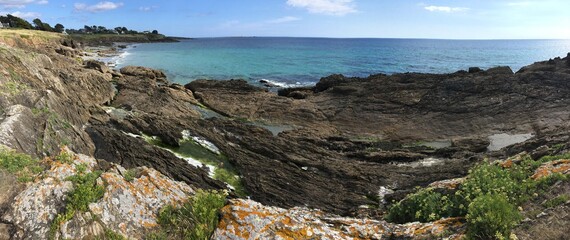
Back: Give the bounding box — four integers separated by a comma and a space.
0, 0, 569, 39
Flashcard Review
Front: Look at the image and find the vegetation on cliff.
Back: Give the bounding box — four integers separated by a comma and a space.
149, 190, 227, 240
0, 145, 42, 182
386, 149, 570, 239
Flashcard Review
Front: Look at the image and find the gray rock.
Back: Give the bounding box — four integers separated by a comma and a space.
468, 67, 482, 73
0, 106, 39, 156
0, 168, 24, 215
486, 66, 513, 75
84, 60, 110, 74
119, 66, 166, 80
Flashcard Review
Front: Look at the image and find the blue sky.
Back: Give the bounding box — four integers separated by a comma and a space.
1, 0, 569, 39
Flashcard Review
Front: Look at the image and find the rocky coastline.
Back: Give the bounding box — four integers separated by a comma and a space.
1, 30, 569, 239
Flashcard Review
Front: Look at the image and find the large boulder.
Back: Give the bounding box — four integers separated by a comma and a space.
486, 66, 513, 75
84, 60, 110, 74
119, 66, 167, 80
0, 105, 41, 156
314, 74, 357, 93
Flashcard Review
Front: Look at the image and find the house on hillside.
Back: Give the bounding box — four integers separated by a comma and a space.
0, 22, 10, 28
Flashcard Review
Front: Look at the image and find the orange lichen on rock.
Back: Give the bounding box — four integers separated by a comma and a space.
500, 159, 514, 168
531, 159, 570, 180
213, 199, 465, 240
428, 178, 465, 190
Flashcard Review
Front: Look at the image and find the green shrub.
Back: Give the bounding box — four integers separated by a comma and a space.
214, 168, 247, 197
458, 162, 534, 205
123, 169, 136, 182
55, 149, 74, 164
386, 156, 563, 238
65, 170, 105, 212
104, 228, 126, 240
466, 194, 522, 240
386, 188, 464, 223
538, 153, 570, 163
50, 170, 105, 239
153, 189, 227, 240
0, 146, 42, 182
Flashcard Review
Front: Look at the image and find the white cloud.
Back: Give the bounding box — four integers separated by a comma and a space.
0, 11, 41, 18
37, 0, 48, 4
0, 0, 37, 8
139, 6, 158, 12
286, 0, 356, 16
267, 16, 301, 24
424, 5, 469, 13
74, 1, 123, 13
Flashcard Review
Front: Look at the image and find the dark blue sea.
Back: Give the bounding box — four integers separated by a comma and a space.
115, 38, 570, 87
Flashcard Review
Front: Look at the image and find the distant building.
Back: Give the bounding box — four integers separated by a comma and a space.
0, 22, 10, 28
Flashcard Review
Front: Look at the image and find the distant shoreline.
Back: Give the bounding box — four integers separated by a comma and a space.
69, 33, 180, 46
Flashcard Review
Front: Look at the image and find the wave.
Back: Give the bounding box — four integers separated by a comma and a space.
110, 44, 137, 67
259, 78, 307, 88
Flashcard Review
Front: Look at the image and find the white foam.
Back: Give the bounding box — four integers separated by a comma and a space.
260, 79, 305, 88
378, 186, 395, 204
397, 157, 445, 168
182, 130, 221, 155
111, 49, 132, 67
163, 148, 216, 178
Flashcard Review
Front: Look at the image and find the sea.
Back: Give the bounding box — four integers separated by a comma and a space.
114, 38, 570, 87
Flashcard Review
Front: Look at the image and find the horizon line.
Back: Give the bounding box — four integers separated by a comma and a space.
170, 36, 570, 41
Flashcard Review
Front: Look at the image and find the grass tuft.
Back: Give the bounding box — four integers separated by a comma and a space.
150, 189, 227, 240
0, 146, 42, 182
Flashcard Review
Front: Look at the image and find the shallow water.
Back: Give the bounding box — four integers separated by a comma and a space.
487, 133, 534, 151
419, 140, 452, 149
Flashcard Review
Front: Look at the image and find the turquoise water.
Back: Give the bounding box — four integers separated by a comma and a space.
115, 38, 570, 87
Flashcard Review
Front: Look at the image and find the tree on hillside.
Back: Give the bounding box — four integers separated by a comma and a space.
54, 23, 64, 33
114, 27, 123, 34
152, 30, 158, 34
33, 18, 55, 32
97, 26, 106, 33
83, 25, 93, 33
32, 18, 43, 29
1, 15, 33, 29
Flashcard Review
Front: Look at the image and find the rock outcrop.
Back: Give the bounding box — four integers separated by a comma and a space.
188, 56, 570, 141
0, 32, 114, 158
213, 199, 466, 239
2, 147, 196, 239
